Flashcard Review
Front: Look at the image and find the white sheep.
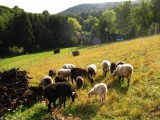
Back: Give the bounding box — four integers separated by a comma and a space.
40, 76, 53, 87
62, 64, 75, 69
87, 64, 97, 77
58, 68, 71, 80
112, 63, 133, 87
88, 83, 107, 104
102, 60, 111, 77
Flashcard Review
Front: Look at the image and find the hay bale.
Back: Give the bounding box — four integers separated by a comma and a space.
72, 51, 79, 56
54, 48, 60, 54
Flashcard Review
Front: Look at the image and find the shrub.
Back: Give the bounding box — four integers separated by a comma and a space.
8, 46, 24, 55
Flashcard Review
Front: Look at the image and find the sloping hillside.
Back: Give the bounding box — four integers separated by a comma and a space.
59, 1, 140, 15
2, 35, 160, 119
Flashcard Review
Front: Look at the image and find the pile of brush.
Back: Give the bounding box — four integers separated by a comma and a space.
0, 68, 33, 117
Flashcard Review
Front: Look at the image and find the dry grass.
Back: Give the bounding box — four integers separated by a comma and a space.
2, 35, 160, 119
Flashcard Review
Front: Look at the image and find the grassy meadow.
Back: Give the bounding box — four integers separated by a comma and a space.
1, 35, 160, 120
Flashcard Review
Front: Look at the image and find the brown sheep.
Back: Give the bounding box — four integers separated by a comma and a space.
48, 68, 56, 78
112, 64, 133, 87
71, 67, 93, 84
55, 75, 68, 83
76, 76, 84, 89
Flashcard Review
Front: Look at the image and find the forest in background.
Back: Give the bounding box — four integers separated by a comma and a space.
0, 0, 160, 56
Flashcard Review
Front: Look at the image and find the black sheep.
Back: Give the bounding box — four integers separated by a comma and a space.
44, 82, 77, 114
55, 75, 68, 83
110, 62, 116, 73
29, 85, 45, 101
71, 67, 93, 84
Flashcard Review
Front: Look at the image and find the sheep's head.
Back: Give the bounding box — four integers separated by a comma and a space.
71, 92, 78, 102
88, 88, 94, 98
112, 70, 117, 76
89, 77, 94, 84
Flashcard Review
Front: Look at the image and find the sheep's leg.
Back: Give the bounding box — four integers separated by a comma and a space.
63, 97, 66, 108
121, 77, 124, 84
53, 99, 56, 108
127, 78, 130, 87
71, 77, 74, 84
117, 75, 121, 83
48, 100, 52, 113
59, 97, 62, 107
94, 95, 97, 102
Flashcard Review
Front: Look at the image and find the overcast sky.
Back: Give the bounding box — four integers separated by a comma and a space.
0, 0, 136, 14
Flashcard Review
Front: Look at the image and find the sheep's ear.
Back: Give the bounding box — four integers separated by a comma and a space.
72, 92, 78, 98
72, 92, 75, 95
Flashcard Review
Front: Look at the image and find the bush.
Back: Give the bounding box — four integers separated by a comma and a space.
8, 46, 24, 55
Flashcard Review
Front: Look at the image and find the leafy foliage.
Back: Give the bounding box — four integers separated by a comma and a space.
0, 0, 160, 57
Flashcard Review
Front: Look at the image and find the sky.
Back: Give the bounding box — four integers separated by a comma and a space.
0, 0, 135, 14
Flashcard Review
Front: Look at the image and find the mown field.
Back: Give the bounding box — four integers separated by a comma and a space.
1, 35, 160, 120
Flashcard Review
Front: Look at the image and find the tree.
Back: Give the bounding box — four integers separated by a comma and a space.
42, 10, 50, 15
99, 9, 117, 42
135, 0, 152, 36
115, 1, 134, 37
84, 15, 99, 32
151, 0, 160, 33
67, 17, 82, 45
7, 12, 34, 53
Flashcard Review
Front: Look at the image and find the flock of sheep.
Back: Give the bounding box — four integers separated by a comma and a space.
29, 61, 133, 114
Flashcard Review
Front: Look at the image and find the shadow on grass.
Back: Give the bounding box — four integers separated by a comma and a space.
69, 103, 100, 120
104, 76, 129, 95
26, 107, 51, 120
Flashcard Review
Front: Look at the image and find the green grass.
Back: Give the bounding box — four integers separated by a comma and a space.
1, 35, 160, 119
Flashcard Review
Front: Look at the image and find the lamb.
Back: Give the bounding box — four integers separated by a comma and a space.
88, 83, 107, 104
112, 63, 133, 87
87, 64, 97, 77
63, 64, 75, 69
44, 82, 77, 114
102, 60, 111, 77
29, 85, 45, 102
71, 67, 93, 84
55, 75, 68, 83
58, 68, 71, 80
76, 76, 84, 89
39, 76, 53, 87
48, 68, 56, 78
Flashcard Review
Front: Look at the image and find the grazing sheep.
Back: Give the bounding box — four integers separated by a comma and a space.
58, 68, 71, 80
55, 75, 68, 83
102, 60, 111, 77
112, 63, 133, 87
40, 76, 53, 87
76, 76, 84, 89
44, 82, 77, 114
48, 68, 56, 78
87, 64, 97, 77
29, 85, 45, 102
88, 83, 107, 104
71, 67, 93, 84
110, 61, 125, 73
110, 62, 116, 73
63, 64, 75, 69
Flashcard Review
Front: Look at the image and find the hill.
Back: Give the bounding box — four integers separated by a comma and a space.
59, 1, 140, 15
1, 35, 160, 119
